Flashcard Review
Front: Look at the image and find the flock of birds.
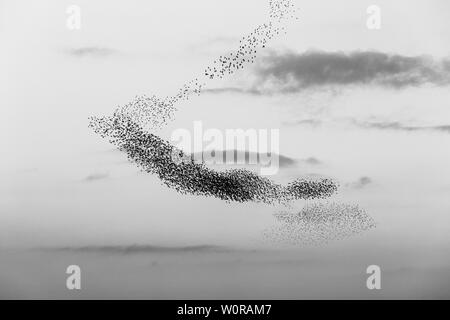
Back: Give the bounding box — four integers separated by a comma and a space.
204, 22, 284, 80
89, 0, 339, 204
90, 112, 337, 204
264, 203, 376, 245
89, 0, 374, 242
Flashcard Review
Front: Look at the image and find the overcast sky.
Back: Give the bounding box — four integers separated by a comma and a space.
1, 0, 449, 254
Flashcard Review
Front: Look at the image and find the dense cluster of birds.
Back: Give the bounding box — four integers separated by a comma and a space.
89, 113, 338, 204
263, 202, 376, 245
110, 0, 299, 131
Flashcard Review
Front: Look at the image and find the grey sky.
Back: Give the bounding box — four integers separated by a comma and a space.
1, 0, 450, 299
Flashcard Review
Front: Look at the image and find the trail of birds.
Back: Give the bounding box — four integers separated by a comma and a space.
88, 0, 375, 242
88, 0, 337, 205
113, 0, 299, 130
263, 202, 376, 245
89, 113, 338, 204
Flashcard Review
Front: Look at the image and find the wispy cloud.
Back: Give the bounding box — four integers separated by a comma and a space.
283, 119, 323, 127
66, 46, 118, 58
286, 117, 450, 134
352, 120, 450, 133
301, 157, 321, 165
83, 173, 109, 182
206, 50, 450, 94
346, 176, 373, 189
202, 87, 262, 95
42, 244, 231, 254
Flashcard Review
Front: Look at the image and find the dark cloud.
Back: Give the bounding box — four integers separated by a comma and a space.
256, 50, 450, 92
207, 51, 450, 94
66, 47, 117, 58
84, 173, 109, 182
